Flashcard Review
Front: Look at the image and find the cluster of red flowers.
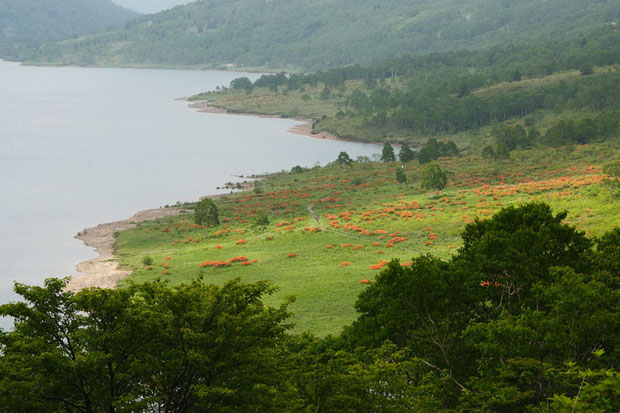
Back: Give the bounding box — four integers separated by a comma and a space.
287, 253, 297, 258
370, 260, 389, 270
199, 256, 258, 268
387, 236, 407, 248
236, 239, 248, 245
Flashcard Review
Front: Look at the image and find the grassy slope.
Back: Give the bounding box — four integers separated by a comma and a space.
114, 140, 620, 336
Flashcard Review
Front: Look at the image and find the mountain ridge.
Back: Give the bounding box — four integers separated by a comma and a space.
22, 0, 620, 71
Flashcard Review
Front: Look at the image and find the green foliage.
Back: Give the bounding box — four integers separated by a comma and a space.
418, 138, 459, 164
255, 213, 270, 227
291, 165, 305, 173
398, 142, 416, 163
494, 140, 511, 160
420, 163, 447, 191
336, 151, 353, 166
395, 168, 407, 184
230, 77, 253, 93
380, 142, 395, 163
343, 203, 620, 410
581, 62, 594, 75
0, 278, 291, 412
193, 198, 219, 227
141, 255, 153, 266
482, 145, 495, 159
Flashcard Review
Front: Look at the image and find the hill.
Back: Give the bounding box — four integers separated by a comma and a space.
0, 0, 139, 59
24, 0, 620, 71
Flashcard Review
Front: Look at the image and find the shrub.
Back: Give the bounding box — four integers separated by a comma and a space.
194, 198, 220, 227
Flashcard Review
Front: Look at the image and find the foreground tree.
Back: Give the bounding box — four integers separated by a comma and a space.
0, 278, 291, 412
193, 198, 219, 226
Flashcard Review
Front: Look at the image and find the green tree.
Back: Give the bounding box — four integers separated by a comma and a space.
193, 198, 220, 226
230, 77, 254, 93
320, 85, 331, 100
482, 145, 495, 159
420, 163, 447, 191
0, 278, 292, 412
381, 142, 396, 163
494, 141, 511, 160
580, 62, 594, 75
398, 142, 416, 163
336, 151, 353, 166
395, 168, 407, 184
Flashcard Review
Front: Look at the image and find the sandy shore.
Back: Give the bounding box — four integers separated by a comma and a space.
67, 207, 187, 291
186, 99, 345, 142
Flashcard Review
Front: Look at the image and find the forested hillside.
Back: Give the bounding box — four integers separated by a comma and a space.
0, 0, 139, 59
196, 26, 620, 147
24, 0, 620, 71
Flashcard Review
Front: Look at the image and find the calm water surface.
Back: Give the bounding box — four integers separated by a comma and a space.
0, 61, 379, 326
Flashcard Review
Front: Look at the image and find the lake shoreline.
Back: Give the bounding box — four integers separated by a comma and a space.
67, 207, 188, 291
185, 99, 350, 143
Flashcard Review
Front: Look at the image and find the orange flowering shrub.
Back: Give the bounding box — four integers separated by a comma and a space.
236, 240, 248, 245
370, 260, 389, 270
359, 279, 372, 284
287, 253, 297, 258
340, 262, 352, 267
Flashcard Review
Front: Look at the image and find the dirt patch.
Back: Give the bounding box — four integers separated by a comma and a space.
67, 207, 186, 291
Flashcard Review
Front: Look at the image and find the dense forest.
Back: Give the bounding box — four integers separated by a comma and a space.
21, 0, 620, 71
0, 0, 138, 59
1, 203, 618, 411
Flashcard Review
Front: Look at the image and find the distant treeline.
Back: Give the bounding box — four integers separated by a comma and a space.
232, 27, 620, 135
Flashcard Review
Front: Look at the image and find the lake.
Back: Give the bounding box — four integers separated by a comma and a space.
0, 61, 380, 326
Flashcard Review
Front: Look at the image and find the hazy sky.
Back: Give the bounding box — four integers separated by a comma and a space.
111, 0, 194, 14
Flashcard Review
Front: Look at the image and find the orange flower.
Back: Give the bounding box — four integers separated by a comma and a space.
287, 253, 297, 258
340, 262, 352, 267
236, 240, 248, 245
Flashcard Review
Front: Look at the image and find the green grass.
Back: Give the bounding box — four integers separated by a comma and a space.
115, 139, 620, 337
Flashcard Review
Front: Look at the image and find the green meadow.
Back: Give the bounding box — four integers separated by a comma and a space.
115, 139, 620, 336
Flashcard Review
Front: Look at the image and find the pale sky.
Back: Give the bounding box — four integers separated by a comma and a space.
111, 0, 194, 14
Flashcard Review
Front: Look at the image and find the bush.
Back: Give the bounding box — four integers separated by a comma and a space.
141, 256, 153, 266
420, 163, 447, 191
194, 198, 220, 227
